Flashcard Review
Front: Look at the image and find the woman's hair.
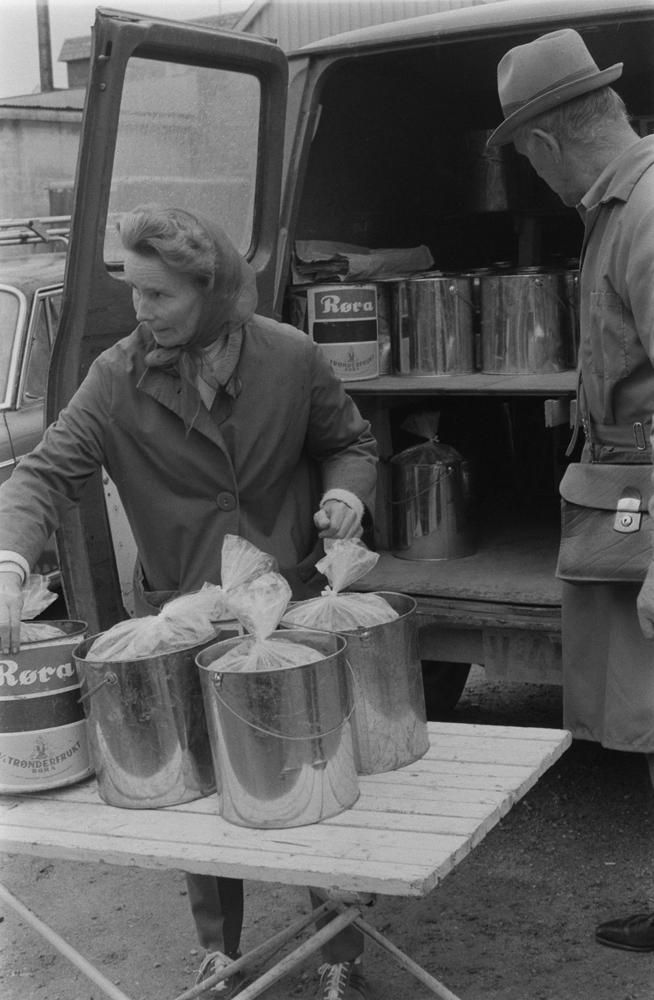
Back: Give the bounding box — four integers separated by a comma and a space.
511, 86, 633, 148
117, 205, 217, 288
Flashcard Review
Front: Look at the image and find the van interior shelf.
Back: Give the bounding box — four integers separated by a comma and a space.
354, 504, 562, 608
345, 371, 578, 397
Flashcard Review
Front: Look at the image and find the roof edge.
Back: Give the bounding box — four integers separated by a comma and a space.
288, 0, 654, 60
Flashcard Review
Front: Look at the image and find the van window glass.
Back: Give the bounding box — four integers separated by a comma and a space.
23, 293, 61, 403
103, 58, 260, 263
0, 290, 21, 402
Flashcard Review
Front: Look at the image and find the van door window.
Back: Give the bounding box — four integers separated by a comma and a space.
23, 292, 62, 404
103, 58, 260, 263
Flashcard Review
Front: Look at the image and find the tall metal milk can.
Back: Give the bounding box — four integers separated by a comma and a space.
196, 629, 359, 828
73, 631, 230, 808
336, 592, 430, 775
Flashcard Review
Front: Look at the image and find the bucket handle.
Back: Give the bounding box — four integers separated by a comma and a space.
78, 671, 118, 704
209, 660, 357, 741
448, 283, 477, 313
279, 620, 372, 645
532, 277, 577, 317
386, 465, 455, 505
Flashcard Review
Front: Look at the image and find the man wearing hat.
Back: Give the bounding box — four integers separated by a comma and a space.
490, 29, 654, 953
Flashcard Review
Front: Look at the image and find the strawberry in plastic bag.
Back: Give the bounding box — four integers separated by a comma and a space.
214, 572, 322, 672
281, 538, 398, 632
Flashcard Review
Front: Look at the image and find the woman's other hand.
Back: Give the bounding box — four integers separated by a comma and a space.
314, 500, 362, 540
0, 571, 24, 655
637, 563, 654, 639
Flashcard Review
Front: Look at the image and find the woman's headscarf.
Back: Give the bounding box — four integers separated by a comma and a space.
141, 212, 258, 431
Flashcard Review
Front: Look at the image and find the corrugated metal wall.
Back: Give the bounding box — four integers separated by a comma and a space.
238, 0, 500, 52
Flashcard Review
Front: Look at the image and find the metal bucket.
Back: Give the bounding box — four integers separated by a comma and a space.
73, 626, 239, 809
0, 621, 92, 793
480, 268, 577, 373
388, 275, 475, 376
196, 629, 359, 828
390, 455, 476, 561
455, 130, 562, 214
284, 593, 429, 775
561, 268, 580, 364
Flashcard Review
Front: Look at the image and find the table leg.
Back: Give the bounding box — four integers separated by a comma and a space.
0, 880, 136, 1000
236, 907, 362, 1000
172, 901, 337, 1000
352, 912, 463, 1000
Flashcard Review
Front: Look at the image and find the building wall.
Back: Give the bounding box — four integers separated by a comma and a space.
1, 0, 500, 221
67, 60, 90, 89
0, 111, 82, 219
238, 0, 495, 51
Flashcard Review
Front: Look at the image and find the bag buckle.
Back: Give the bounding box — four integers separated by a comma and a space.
614, 493, 642, 533
633, 422, 648, 451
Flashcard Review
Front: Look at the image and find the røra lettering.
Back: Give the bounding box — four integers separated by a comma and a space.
0, 661, 75, 686
320, 295, 374, 314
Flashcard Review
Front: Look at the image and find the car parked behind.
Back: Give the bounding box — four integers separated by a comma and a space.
0, 217, 69, 579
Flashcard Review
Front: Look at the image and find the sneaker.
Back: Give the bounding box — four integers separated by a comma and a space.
194, 950, 245, 998
317, 959, 367, 999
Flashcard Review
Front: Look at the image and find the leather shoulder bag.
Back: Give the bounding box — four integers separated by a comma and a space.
557, 463, 654, 583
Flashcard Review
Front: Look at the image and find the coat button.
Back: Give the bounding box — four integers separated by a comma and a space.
217, 492, 236, 511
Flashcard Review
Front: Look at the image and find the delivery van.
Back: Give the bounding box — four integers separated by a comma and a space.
48, 0, 654, 708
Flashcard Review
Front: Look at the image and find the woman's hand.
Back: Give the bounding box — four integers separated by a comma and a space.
0, 571, 24, 655
637, 563, 654, 639
314, 500, 362, 540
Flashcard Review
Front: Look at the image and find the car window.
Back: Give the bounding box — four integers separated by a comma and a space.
23, 292, 61, 403
103, 57, 260, 263
0, 289, 22, 403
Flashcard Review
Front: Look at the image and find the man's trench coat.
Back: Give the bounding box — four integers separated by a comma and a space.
563, 136, 654, 753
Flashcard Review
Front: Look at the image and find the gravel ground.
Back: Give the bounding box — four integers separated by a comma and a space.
1, 666, 653, 1000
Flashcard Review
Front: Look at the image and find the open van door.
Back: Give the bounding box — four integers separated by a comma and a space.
47, 7, 288, 633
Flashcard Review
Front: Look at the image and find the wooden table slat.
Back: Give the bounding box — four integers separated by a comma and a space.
0, 724, 570, 897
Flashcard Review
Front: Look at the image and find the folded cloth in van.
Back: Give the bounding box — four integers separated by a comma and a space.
292, 240, 434, 283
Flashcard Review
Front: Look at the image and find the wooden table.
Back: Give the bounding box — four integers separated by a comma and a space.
0, 722, 570, 1000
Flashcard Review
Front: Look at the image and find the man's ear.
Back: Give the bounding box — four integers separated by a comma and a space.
531, 127, 562, 162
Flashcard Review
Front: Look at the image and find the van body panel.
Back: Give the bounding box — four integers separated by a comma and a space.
292, 0, 654, 57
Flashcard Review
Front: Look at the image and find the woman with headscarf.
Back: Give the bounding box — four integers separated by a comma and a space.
0, 206, 377, 999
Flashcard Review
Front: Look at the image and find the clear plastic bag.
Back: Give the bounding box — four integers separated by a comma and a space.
20, 574, 59, 619
88, 583, 225, 661
19, 575, 66, 643
282, 538, 398, 632
204, 534, 279, 621
218, 535, 278, 612
20, 622, 67, 642
215, 572, 322, 672
392, 411, 465, 466
88, 535, 278, 662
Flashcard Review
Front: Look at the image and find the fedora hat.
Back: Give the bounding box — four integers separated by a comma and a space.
487, 28, 622, 147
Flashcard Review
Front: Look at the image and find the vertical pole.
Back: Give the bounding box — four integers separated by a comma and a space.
36, 0, 54, 93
